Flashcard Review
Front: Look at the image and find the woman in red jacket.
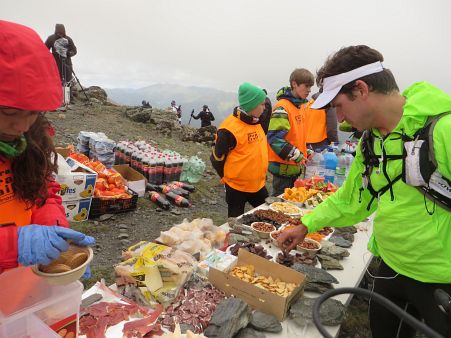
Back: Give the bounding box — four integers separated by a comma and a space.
0, 20, 94, 272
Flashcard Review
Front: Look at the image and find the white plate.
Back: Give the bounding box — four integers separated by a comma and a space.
269, 202, 303, 217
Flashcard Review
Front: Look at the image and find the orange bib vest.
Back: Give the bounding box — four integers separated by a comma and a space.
304, 99, 328, 143
268, 99, 307, 164
0, 157, 31, 227
219, 114, 268, 193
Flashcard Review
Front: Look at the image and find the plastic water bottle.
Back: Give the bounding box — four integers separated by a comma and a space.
331, 142, 340, 154
324, 147, 338, 183
335, 150, 347, 186
304, 150, 325, 179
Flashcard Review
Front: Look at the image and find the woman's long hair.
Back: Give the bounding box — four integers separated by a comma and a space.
11, 114, 58, 207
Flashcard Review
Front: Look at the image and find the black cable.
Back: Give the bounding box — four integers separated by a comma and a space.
312, 287, 445, 338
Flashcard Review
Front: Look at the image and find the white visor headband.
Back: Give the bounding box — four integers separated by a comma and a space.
311, 61, 384, 109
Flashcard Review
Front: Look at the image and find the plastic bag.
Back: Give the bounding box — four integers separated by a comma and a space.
180, 156, 205, 184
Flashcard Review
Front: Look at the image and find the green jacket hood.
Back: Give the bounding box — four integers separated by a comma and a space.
383, 82, 451, 136
402, 81, 451, 118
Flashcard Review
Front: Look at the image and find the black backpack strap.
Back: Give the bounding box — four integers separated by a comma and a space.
360, 129, 404, 210
365, 174, 403, 211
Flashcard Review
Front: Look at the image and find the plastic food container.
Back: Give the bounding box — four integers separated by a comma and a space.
251, 222, 276, 239
0, 266, 83, 338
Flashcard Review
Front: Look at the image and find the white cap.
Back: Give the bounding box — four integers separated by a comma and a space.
311, 61, 384, 109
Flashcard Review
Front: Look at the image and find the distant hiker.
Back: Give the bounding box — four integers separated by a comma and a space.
171, 100, 182, 124
45, 24, 77, 86
141, 100, 151, 108
211, 82, 268, 217
191, 105, 215, 127
259, 89, 272, 134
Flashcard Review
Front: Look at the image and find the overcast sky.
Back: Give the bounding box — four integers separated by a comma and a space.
3, 0, 451, 94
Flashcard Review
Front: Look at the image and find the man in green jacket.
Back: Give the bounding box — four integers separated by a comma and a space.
277, 45, 451, 338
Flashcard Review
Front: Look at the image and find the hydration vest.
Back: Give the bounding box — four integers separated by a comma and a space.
360, 112, 451, 214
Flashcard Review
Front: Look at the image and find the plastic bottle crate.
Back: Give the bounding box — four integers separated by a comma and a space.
89, 187, 138, 218
0, 266, 83, 338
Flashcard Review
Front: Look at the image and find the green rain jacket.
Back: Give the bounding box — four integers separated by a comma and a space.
302, 82, 451, 283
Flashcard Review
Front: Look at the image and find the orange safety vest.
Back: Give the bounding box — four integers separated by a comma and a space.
0, 157, 32, 227
268, 99, 307, 164
219, 114, 268, 193
304, 99, 328, 144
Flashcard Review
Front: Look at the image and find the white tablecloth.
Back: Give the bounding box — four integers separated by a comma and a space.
223, 204, 374, 338
82, 205, 373, 338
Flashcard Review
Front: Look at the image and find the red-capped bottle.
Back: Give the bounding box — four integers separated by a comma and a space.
168, 183, 189, 197
171, 181, 195, 192
165, 191, 191, 208
149, 191, 171, 210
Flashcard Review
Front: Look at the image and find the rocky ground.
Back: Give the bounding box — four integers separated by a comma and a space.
48, 88, 372, 338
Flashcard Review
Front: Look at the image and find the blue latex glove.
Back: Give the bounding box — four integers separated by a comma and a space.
82, 265, 92, 279
18, 225, 95, 266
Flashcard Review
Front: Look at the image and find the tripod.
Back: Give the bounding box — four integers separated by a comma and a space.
70, 69, 90, 103
58, 55, 90, 105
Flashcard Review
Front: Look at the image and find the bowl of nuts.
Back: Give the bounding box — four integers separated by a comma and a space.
269, 229, 282, 247
32, 243, 93, 285
251, 222, 276, 239
296, 238, 321, 256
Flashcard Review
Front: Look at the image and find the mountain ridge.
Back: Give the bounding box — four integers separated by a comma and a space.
106, 83, 239, 126
106, 83, 278, 126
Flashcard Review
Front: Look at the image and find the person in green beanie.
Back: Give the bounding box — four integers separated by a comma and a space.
277, 45, 451, 338
210, 82, 269, 217
267, 68, 314, 196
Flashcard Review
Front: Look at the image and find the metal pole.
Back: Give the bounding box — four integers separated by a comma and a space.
71, 69, 91, 103
188, 109, 194, 125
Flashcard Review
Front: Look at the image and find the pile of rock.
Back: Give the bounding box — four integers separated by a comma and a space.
181, 125, 217, 144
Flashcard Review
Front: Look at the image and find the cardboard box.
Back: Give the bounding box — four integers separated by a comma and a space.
62, 198, 92, 222
208, 249, 305, 321
55, 146, 72, 158
56, 156, 97, 201
113, 164, 146, 197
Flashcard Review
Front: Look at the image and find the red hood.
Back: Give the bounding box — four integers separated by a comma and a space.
0, 20, 62, 111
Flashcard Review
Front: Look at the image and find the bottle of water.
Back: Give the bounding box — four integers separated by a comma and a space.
324, 147, 338, 183
304, 150, 325, 179
335, 150, 347, 186
331, 142, 340, 154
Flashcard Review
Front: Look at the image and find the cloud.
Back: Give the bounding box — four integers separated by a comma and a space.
3, 0, 451, 94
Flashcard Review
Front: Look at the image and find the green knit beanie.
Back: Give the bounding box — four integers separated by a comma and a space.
238, 82, 266, 112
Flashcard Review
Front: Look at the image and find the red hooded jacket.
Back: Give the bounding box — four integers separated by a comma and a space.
0, 21, 65, 270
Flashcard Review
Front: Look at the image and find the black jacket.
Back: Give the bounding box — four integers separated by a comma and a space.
193, 110, 215, 127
